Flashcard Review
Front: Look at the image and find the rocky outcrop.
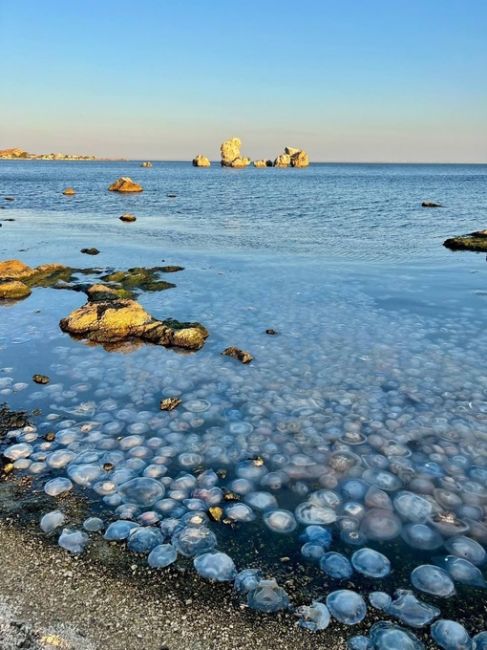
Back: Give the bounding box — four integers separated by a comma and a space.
0, 280, 31, 300
140, 162, 152, 168
0, 148, 29, 159
444, 230, 487, 252
108, 177, 143, 193
253, 160, 268, 168
0, 260, 71, 286
220, 138, 251, 168
60, 297, 208, 350
62, 187, 76, 196
274, 147, 309, 168
0, 148, 95, 160
119, 213, 137, 222
192, 154, 211, 167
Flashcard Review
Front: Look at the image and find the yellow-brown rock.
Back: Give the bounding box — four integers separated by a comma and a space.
220, 137, 251, 168
253, 160, 267, 168
108, 177, 143, 193
62, 187, 76, 196
192, 154, 211, 167
60, 299, 208, 351
0, 280, 32, 300
0, 259, 34, 280
290, 150, 310, 168
284, 146, 301, 156
229, 157, 251, 168
274, 153, 291, 168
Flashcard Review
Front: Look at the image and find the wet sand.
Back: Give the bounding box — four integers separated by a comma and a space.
0, 516, 346, 650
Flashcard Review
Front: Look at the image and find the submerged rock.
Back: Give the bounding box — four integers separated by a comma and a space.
444, 230, 487, 252
59, 298, 208, 350
0, 280, 31, 300
108, 177, 143, 192
32, 374, 49, 385
192, 154, 211, 167
222, 347, 253, 364
0, 403, 29, 437
100, 267, 175, 293
422, 201, 442, 208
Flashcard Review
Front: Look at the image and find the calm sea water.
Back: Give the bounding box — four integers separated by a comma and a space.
1, 161, 487, 638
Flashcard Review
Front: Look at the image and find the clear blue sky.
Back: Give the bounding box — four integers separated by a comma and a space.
1, 0, 486, 161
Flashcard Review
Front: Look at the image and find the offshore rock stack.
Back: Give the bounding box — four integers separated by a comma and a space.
192, 138, 310, 169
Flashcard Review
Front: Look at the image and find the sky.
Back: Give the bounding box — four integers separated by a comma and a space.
1, 0, 486, 162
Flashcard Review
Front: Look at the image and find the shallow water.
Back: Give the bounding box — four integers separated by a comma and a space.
1, 161, 487, 645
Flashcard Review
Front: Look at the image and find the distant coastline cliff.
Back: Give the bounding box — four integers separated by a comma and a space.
0, 147, 99, 161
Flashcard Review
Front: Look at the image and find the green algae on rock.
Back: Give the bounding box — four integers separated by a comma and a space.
60, 298, 208, 350
443, 230, 487, 252
0, 260, 73, 299
100, 267, 176, 293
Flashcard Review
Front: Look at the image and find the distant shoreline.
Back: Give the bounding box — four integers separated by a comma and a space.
0, 159, 485, 165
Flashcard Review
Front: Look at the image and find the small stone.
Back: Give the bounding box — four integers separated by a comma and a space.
208, 506, 223, 522
120, 213, 137, 222
422, 201, 442, 208
44, 432, 56, 442
222, 347, 253, 364
33, 374, 50, 385
160, 397, 182, 411
108, 177, 143, 192
62, 187, 76, 196
81, 248, 100, 255
265, 328, 278, 335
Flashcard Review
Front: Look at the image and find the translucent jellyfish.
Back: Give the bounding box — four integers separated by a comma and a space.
234, 569, 261, 594
441, 556, 486, 588
83, 517, 104, 532
362, 469, 403, 492
295, 501, 337, 525
320, 552, 353, 580
3, 443, 33, 460
326, 590, 366, 625
44, 477, 73, 496
244, 491, 278, 512
193, 552, 236, 582
295, 601, 330, 631
473, 632, 487, 649
103, 520, 139, 541
360, 508, 401, 541
301, 543, 326, 561
40, 510, 65, 534
401, 523, 443, 550
171, 525, 217, 557
431, 620, 472, 650
429, 513, 469, 537
263, 509, 297, 534
127, 527, 164, 553
118, 477, 165, 507
445, 536, 486, 566
67, 463, 102, 486
347, 635, 371, 650
410, 565, 455, 597
225, 503, 256, 522
300, 525, 332, 548
386, 589, 440, 628
369, 592, 392, 611
247, 579, 289, 613
58, 528, 89, 554
341, 479, 369, 501
368, 621, 424, 650
351, 548, 391, 578
147, 544, 178, 568
393, 492, 432, 523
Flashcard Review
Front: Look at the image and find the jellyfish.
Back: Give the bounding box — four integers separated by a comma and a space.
3, 442, 33, 460
44, 477, 73, 497
401, 523, 443, 550
295, 601, 330, 631
368, 621, 424, 650
347, 636, 372, 650
247, 579, 289, 613
171, 525, 217, 557
263, 509, 297, 534
431, 620, 472, 650
118, 477, 165, 507
393, 491, 432, 523
148, 544, 178, 568
410, 565, 455, 598
83, 517, 104, 532
234, 569, 261, 594
127, 527, 164, 553
326, 590, 367, 625
351, 548, 391, 578
194, 552, 236, 582
295, 502, 337, 525
445, 536, 486, 566
359, 508, 401, 541
299, 525, 332, 548
320, 552, 353, 580
244, 491, 278, 512
441, 556, 486, 588
58, 528, 89, 554
369, 592, 392, 611
301, 543, 326, 561
385, 589, 440, 628
225, 503, 256, 522
103, 520, 139, 541
67, 463, 102, 486
473, 632, 487, 649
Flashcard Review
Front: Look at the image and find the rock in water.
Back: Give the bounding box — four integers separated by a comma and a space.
160, 397, 182, 411
422, 201, 442, 207
444, 230, 487, 252
108, 177, 143, 192
59, 298, 208, 350
220, 137, 251, 168
253, 160, 268, 168
192, 154, 211, 167
32, 374, 49, 384
81, 248, 100, 255
290, 150, 310, 167
0, 280, 31, 300
62, 187, 76, 196
119, 213, 137, 222
274, 153, 291, 168
140, 161, 152, 167
222, 347, 253, 364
